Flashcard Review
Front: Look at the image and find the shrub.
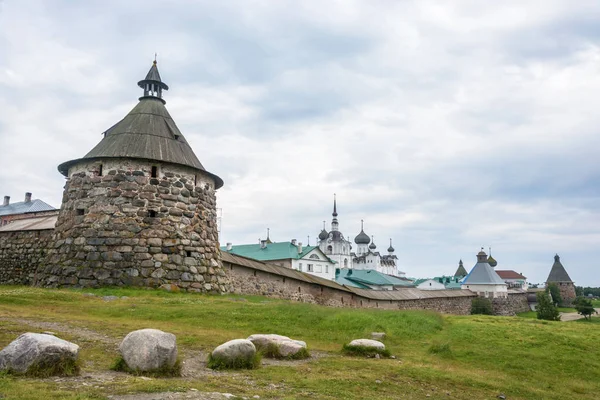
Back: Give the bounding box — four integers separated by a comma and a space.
546, 283, 562, 306
10, 357, 81, 378
536, 292, 560, 321
207, 352, 262, 370
471, 297, 493, 315
574, 296, 596, 321
341, 344, 391, 358
111, 356, 182, 377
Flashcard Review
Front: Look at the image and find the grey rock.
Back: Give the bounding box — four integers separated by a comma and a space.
348, 339, 385, 350
0, 333, 79, 374
371, 332, 386, 340
119, 329, 177, 372
247, 334, 308, 358
211, 339, 256, 365
103, 296, 119, 302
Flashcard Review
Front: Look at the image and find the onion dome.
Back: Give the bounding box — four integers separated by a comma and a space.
318, 221, 329, 240
387, 238, 395, 253
369, 236, 377, 250
354, 220, 370, 244
487, 255, 497, 267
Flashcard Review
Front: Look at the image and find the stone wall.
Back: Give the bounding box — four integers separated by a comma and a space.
225, 260, 474, 314
0, 230, 53, 285
35, 159, 230, 293
556, 282, 577, 305
491, 292, 530, 316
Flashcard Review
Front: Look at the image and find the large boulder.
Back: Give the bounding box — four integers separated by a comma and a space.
348, 339, 385, 350
247, 334, 309, 359
0, 333, 79, 375
119, 329, 177, 372
209, 339, 257, 369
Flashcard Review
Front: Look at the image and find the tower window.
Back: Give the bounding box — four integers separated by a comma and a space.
186, 250, 192, 257
151, 166, 158, 178
98, 164, 103, 176
76, 208, 85, 216
148, 210, 157, 218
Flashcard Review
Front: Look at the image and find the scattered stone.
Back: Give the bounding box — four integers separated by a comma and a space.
119, 329, 177, 372
390, 355, 396, 359
0, 333, 79, 375
209, 339, 257, 370
375, 380, 382, 384
371, 332, 386, 340
348, 339, 385, 350
82, 293, 97, 297
247, 334, 309, 359
103, 296, 119, 302
497, 394, 506, 400
375, 354, 381, 359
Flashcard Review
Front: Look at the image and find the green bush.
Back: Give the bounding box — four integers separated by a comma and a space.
546, 283, 563, 306
574, 296, 596, 321
471, 297, 493, 315
536, 292, 560, 321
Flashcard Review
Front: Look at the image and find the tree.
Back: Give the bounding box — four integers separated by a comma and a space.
546, 283, 562, 306
574, 296, 596, 321
536, 292, 560, 321
471, 297, 493, 315
575, 286, 584, 297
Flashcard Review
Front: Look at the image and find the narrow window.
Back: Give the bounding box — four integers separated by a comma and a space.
186, 250, 192, 257
76, 208, 85, 216
174, 134, 180, 140
298, 287, 301, 293
194, 175, 197, 186
149, 210, 157, 218
151, 166, 158, 178
98, 164, 103, 176
253, 271, 256, 277
283, 278, 286, 283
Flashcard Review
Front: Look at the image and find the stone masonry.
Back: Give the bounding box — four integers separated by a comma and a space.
0, 230, 53, 285
35, 160, 230, 293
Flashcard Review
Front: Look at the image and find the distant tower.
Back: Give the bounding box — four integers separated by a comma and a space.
545, 254, 576, 305
354, 220, 370, 255
318, 194, 352, 268
37, 60, 230, 293
454, 259, 467, 278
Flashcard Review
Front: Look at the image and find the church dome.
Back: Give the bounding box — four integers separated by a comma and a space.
354, 220, 370, 244
318, 229, 329, 241
369, 236, 376, 250
487, 255, 497, 267
355, 230, 370, 244
387, 239, 395, 253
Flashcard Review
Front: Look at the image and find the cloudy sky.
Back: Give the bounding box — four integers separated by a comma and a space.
1, 0, 600, 286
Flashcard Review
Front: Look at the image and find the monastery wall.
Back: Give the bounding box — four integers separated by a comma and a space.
491, 292, 530, 316
224, 258, 475, 315
0, 229, 53, 285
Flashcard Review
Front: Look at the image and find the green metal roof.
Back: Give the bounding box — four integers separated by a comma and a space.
221, 242, 333, 262
336, 269, 414, 287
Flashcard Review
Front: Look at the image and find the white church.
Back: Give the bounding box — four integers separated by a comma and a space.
317, 196, 402, 277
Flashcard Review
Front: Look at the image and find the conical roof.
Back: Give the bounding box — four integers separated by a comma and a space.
546, 254, 573, 283
454, 260, 467, 277
140, 61, 165, 86
58, 62, 223, 188
462, 252, 506, 285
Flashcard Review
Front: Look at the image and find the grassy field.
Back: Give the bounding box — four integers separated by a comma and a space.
592, 299, 600, 307
0, 286, 599, 400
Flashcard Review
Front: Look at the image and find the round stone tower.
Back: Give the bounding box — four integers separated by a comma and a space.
37, 61, 230, 293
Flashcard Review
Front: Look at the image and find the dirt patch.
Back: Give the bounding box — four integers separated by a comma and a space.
109, 391, 243, 400
0, 317, 118, 345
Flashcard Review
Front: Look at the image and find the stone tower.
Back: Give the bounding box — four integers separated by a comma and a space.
37, 61, 230, 293
545, 254, 576, 305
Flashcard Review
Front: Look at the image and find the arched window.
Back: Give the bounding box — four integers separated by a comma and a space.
327, 245, 332, 254
344, 259, 348, 267
309, 254, 320, 260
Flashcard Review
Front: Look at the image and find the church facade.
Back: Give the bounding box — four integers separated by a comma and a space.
317, 196, 401, 277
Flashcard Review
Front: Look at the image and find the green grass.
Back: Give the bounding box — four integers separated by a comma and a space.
592, 299, 600, 307
0, 286, 598, 399
207, 351, 262, 370
259, 342, 311, 360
